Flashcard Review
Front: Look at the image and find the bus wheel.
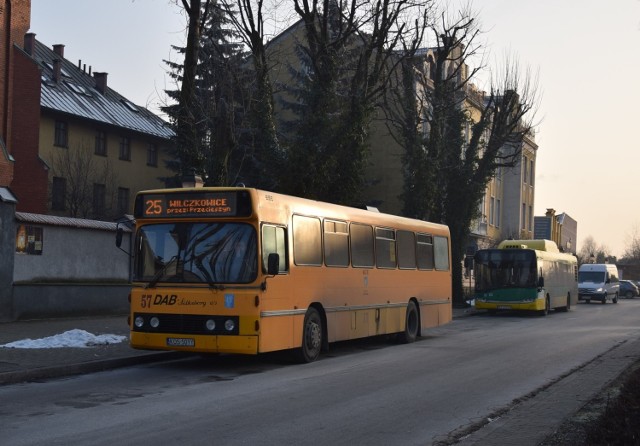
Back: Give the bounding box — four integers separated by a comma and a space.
613, 293, 618, 304
295, 307, 323, 363
398, 301, 419, 344
540, 296, 550, 316
559, 294, 570, 312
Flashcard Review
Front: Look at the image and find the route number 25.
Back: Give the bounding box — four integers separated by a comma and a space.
145, 199, 163, 216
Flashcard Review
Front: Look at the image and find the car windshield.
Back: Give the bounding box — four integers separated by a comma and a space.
578, 271, 605, 283
474, 249, 537, 291
134, 222, 258, 284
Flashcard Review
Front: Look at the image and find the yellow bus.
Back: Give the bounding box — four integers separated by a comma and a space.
122, 187, 452, 362
474, 240, 578, 315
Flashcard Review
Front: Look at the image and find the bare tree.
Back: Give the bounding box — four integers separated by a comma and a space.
49, 142, 119, 220
386, 6, 539, 305
578, 235, 613, 265
623, 224, 640, 261
279, 0, 433, 205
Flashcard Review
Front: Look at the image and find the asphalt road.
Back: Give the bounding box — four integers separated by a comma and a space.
2, 299, 640, 446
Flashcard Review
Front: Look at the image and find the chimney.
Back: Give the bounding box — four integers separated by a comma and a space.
93, 72, 108, 94
53, 44, 65, 58
24, 33, 36, 56
52, 59, 61, 82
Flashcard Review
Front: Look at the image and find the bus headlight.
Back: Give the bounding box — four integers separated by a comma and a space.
205, 319, 216, 331
134, 316, 145, 328
224, 319, 235, 332
150, 317, 160, 328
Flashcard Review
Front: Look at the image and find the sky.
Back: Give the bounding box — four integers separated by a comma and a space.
29, 0, 640, 257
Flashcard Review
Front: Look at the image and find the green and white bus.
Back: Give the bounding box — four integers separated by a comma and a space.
474, 240, 578, 315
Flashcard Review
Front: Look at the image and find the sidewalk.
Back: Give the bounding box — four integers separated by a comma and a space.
0, 307, 476, 386
0, 315, 183, 385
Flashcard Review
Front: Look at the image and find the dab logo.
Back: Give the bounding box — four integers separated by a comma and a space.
154, 294, 177, 305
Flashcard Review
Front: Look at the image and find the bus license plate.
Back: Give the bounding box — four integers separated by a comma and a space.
167, 337, 195, 347
497, 305, 511, 310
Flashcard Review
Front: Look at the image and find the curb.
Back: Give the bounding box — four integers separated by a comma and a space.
0, 351, 188, 386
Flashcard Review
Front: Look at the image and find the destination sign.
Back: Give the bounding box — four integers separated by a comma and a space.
138, 192, 240, 218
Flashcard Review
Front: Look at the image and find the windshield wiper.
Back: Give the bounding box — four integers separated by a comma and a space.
145, 255, 178, 289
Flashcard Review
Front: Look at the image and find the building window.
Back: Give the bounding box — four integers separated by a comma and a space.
119, 136, 131, 161
523, 157, 528, 185
496, 199, 501, 228
93, 183, 106, 216
489, 197, 495, 226
529, 159, 535, 186
529, 205, 533, 231
117, 188, 130, 215
95, 131, 107, 156
54, 120, 68, 147
522, 203, 526, 230
147, 143, 158, 167
52, 177, 66, 210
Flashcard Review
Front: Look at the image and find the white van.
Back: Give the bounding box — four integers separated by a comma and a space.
578, 263, 620, 304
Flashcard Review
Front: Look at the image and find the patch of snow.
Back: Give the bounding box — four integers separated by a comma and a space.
0, 329, 127, 349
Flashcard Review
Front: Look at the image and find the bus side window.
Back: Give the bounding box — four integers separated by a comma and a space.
397, 230, 416, 269
434, 236, 450, 271
262, 225, 288, 273
375, 227, 397, 269
351, 223, 374, 268
324, 220, 349, 267
416, 234, 434, 270
293, 215, 322, 266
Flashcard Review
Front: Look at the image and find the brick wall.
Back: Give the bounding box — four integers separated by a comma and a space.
10, 47, 47, 213
0, 0, 32, 187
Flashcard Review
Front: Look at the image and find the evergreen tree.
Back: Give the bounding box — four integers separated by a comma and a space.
163, 0, 250, 187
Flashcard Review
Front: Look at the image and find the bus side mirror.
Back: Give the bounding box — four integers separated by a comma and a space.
538, 277, 545, 288
267, 253, 280, 276
116, 227, 124, 248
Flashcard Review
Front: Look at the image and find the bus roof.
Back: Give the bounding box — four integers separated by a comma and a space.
497, 239, 560, 253
134, 187, 449, 235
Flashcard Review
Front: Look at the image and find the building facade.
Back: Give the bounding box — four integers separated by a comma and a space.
1, 1, 175, 219
266, 22, 538, 252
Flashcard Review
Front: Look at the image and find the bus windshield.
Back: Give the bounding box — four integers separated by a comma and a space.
134, 222, 258, 284
475, 249, 537, 291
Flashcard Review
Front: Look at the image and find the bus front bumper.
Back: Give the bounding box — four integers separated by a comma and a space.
130, 331, 259, 355
475, 299, 544, 312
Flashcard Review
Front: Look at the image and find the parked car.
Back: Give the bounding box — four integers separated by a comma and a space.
619, 280, 639, 298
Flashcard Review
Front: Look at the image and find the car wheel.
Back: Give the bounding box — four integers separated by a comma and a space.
613, 293, 618, 304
